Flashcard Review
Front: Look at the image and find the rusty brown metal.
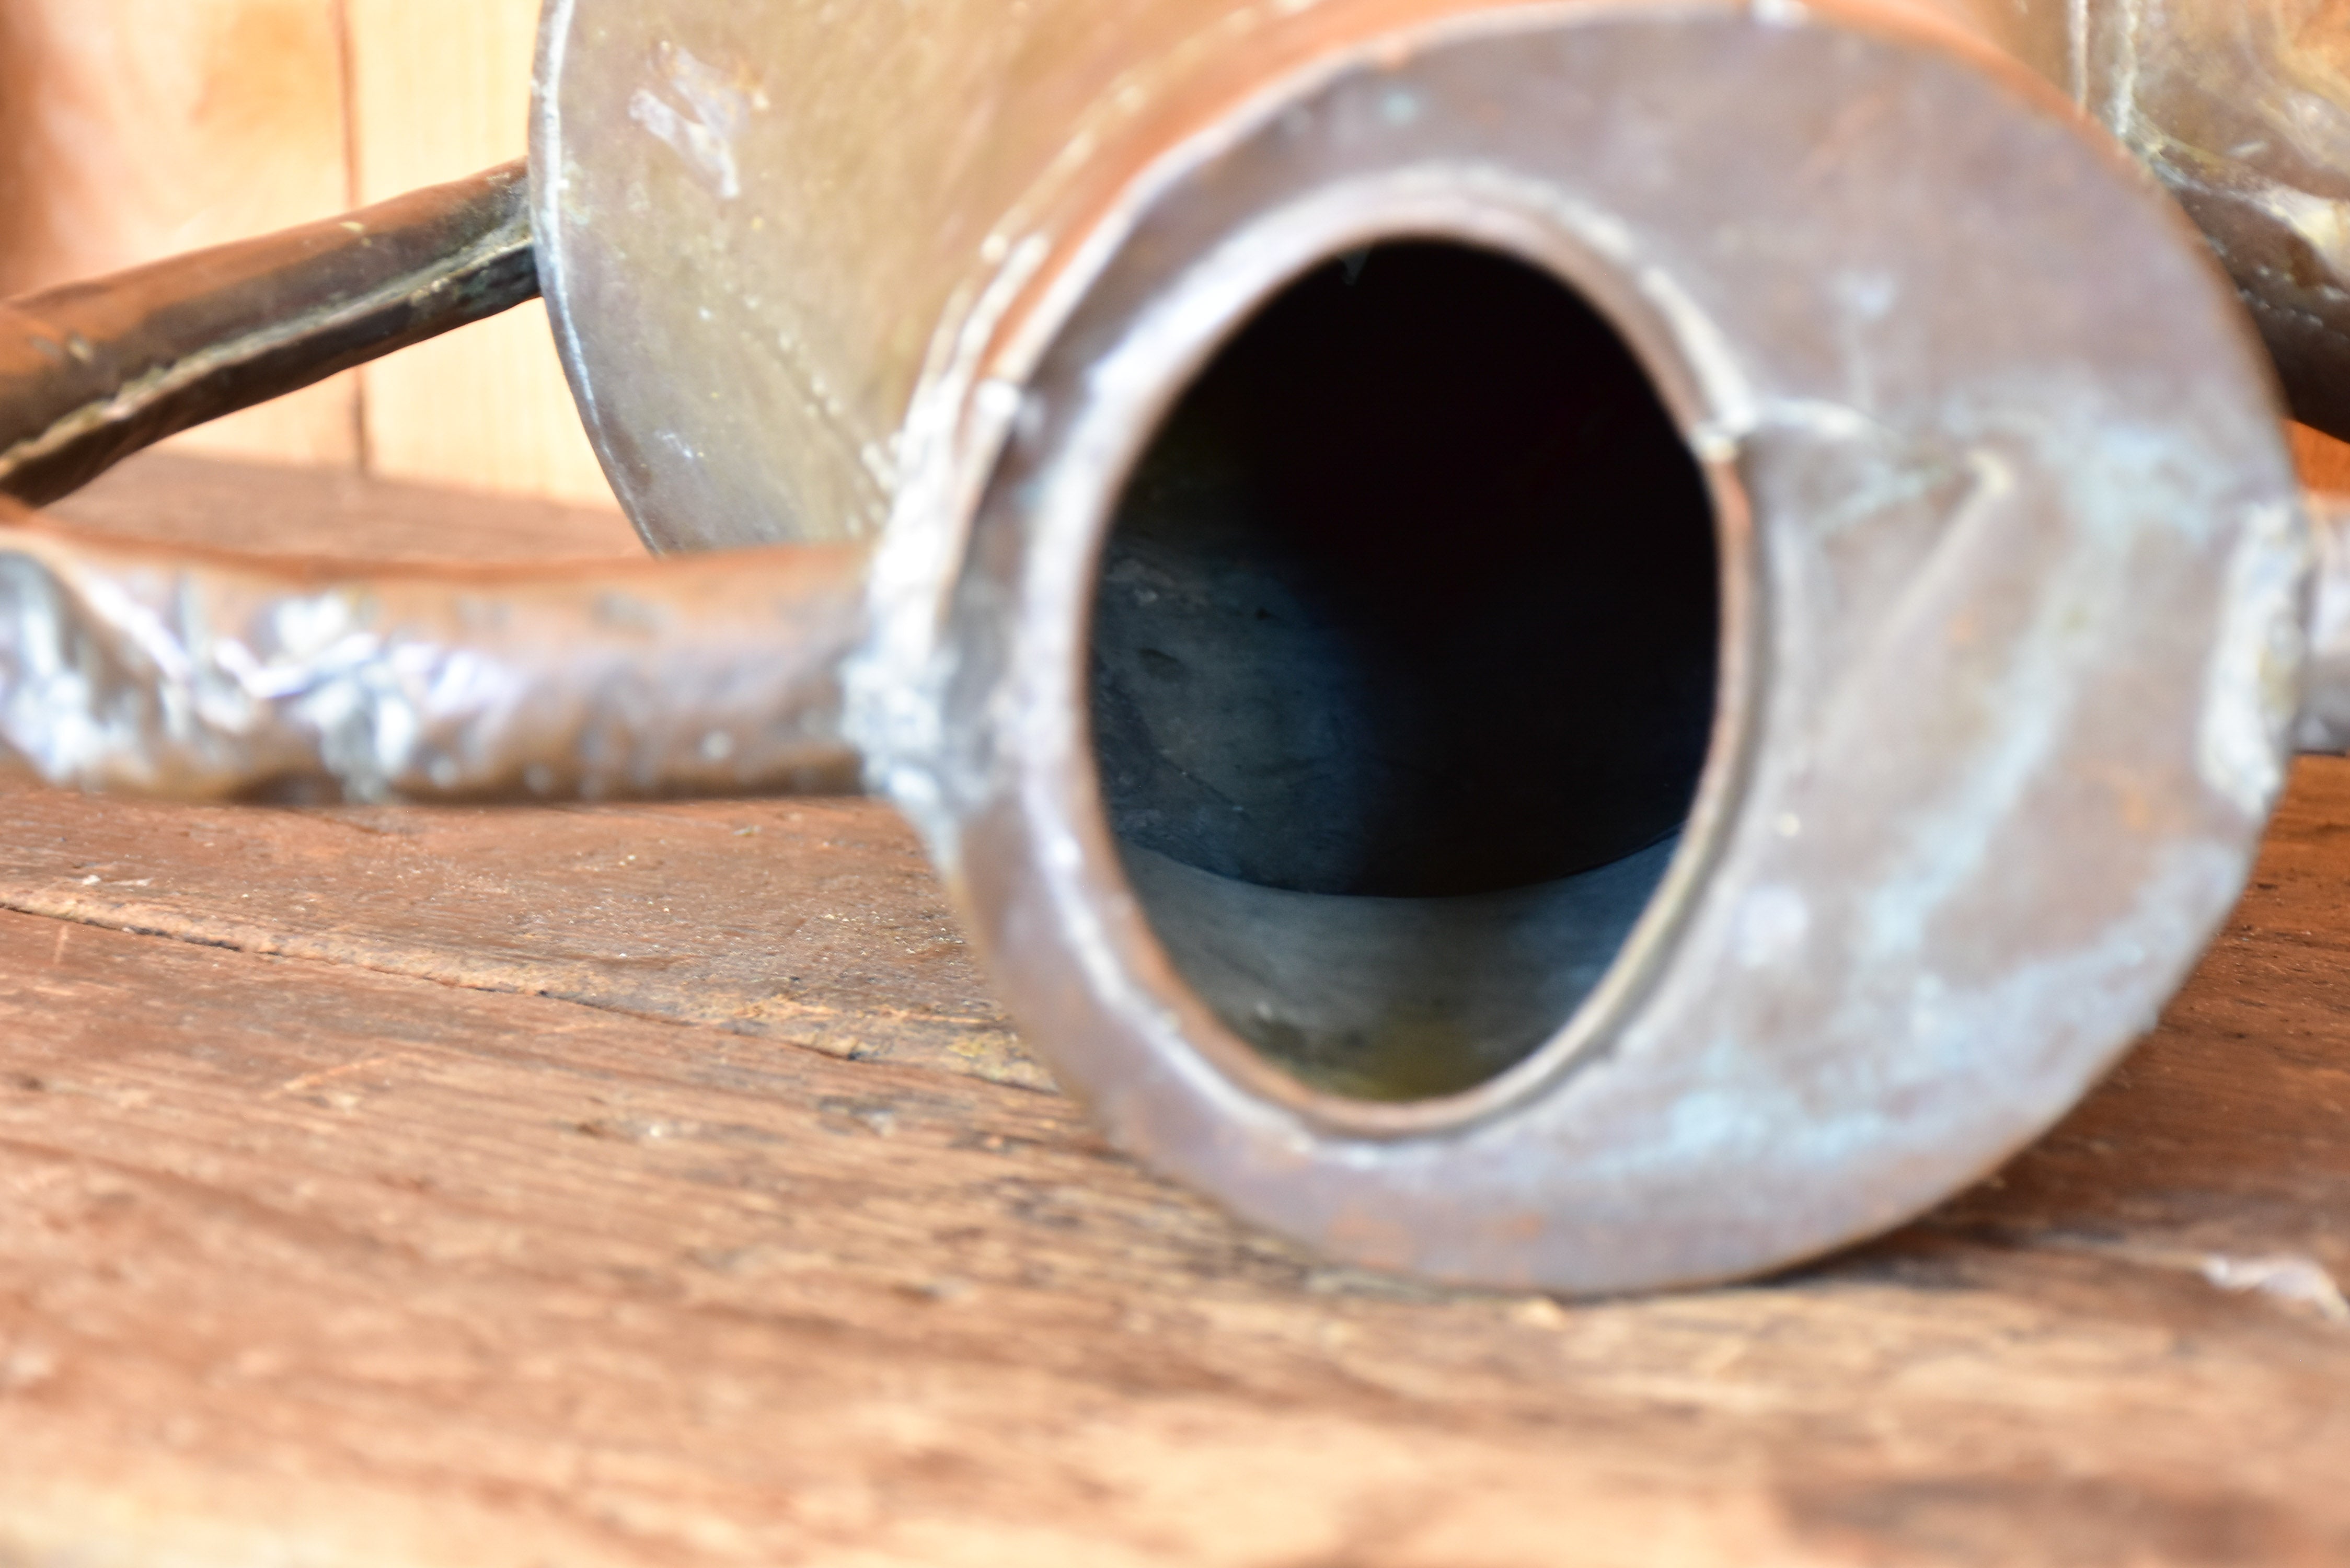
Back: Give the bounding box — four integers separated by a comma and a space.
0, 0, 2341, 1295
0, 158, 862, 805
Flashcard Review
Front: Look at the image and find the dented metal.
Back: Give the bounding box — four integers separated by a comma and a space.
0, 504, 864, 802
0, 159, 861, 806
2069, 0, 2350, 441
535, 0, 2310, 1293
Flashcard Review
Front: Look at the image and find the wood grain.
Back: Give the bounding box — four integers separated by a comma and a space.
4, 0, 2344, 519
4, 796, 2350, 1566
0, 781, 1049, 1093
25, 452, 1031, 1087
0, 0, 359, 468
345, 0, 615, 505
2292, 419, 2350, 492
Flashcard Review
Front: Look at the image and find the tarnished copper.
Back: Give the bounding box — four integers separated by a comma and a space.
3, 0, 2349, 1295
0, 506, 863, 802
2296, 493, 2350, 752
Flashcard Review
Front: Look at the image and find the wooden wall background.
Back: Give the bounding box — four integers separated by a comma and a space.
0, 0, 616, 507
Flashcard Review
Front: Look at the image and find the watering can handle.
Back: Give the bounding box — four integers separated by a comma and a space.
0, 165, 869, 806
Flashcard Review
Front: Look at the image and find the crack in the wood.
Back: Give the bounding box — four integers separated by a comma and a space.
0, 892, 1055, 1094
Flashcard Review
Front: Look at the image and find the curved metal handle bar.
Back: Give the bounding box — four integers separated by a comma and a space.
0, 164, 866, 804
0, 164, 538, 508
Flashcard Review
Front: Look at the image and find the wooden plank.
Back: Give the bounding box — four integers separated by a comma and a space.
0, 2, 615, 508
2, 816, 2350, 1565
0, 0, 359, 469
2293, 420, 2350, 491
345, 0, 617, 506
22, 449, 1033, 1087
19, 452, 1038, 1076
0, 779, 1048, 1093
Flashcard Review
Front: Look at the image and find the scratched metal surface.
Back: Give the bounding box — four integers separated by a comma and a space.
533, 0, 1757, 554
2074, 1, 2350, 437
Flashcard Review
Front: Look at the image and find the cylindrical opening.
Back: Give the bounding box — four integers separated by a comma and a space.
1089, 240, 1720, 1103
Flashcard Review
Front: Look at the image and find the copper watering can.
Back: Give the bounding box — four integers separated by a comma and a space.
3, 0, 2346, 1294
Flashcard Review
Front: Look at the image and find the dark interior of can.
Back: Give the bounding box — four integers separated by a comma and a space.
1090, 241, 1719, 1102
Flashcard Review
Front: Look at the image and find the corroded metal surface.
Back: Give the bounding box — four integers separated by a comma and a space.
0, 157, 863, 807
0, 503, 863, 802
0, 164, 538, 508
539, 0, 2306, 1290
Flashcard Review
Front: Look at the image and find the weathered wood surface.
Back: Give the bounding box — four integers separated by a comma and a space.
3, 453, 2349, 1565
31, 456, 1039, 1096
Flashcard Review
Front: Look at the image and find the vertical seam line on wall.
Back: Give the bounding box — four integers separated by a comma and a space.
332, 0, 374, 475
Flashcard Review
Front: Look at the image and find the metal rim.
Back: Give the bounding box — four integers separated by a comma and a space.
1010, 167, 1763, 1139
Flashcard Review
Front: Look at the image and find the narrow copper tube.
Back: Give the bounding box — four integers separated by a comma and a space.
0, 503, 867, 804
